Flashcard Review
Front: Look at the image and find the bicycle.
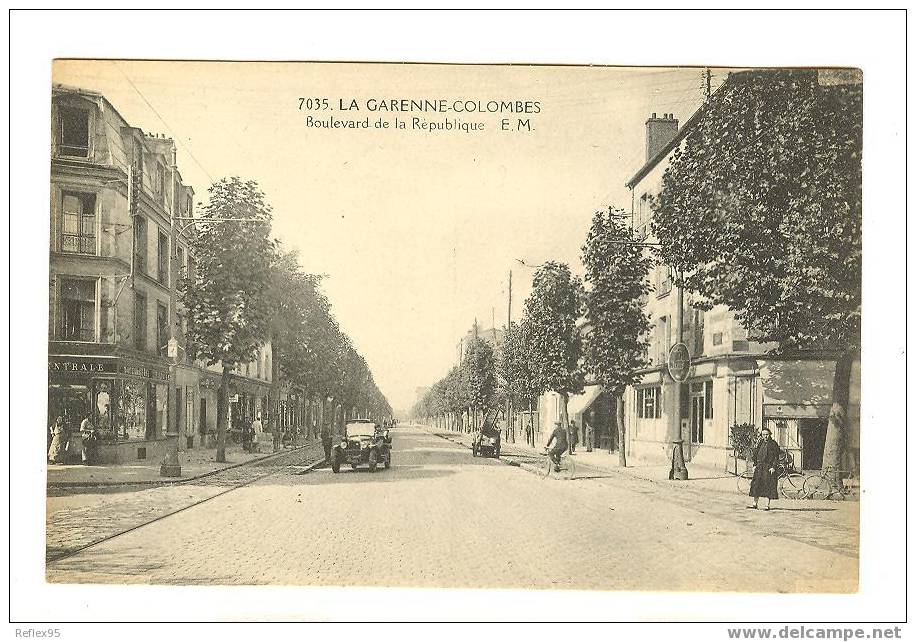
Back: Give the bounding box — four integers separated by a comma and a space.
802, 466, 851, 501
736, 450, 806, 499
541, 448, 576, 481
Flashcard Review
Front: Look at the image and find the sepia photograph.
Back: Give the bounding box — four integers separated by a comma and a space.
8, 8, 907, 630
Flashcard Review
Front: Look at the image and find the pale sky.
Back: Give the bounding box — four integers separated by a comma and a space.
53, 60, 714, 412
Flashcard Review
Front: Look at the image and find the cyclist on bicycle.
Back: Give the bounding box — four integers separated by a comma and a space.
545, 420, 568, 472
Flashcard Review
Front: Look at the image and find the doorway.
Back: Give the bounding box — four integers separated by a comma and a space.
800, 418, 828, 470
199, 397, 208, 443
689, 388, 705, 445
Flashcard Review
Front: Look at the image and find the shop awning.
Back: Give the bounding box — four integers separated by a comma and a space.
567, 385, 604, 418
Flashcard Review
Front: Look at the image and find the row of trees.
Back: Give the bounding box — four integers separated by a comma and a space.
412, 209, 651, 467
181, 177, 391, 461
413, 69, 861, 473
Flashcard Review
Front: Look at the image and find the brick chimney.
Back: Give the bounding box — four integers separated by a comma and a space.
645, 112, 679, 162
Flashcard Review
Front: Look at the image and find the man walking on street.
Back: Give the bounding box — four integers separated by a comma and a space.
320, 423, 333, 463
585, 414, 595, 452
567, 419, 579, 455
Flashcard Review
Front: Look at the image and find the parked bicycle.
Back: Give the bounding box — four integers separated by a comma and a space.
736, 449, 805, 499
802, 466, 851, 501
540, 448, 576, 481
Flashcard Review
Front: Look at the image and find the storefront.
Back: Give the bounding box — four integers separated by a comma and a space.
48, 353, 171, 464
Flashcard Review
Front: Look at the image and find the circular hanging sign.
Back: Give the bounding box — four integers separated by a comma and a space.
667, 342, 691, 383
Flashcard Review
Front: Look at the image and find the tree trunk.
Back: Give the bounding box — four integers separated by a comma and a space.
269, 337, 281, 452
617, 393, 627, 467
823, 350, 854, 472
559, 391, 570, 453
216, 365, 230, 463
528, 399, 534, 447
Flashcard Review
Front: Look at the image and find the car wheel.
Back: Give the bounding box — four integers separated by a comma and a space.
368, 448, 378, 472
330, 449, 341, 473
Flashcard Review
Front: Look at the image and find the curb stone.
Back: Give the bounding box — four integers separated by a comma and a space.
47, 444, 314, 489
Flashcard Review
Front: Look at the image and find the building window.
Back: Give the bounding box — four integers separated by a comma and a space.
705, 380, 714, 419
693, 309, 705, 356
134, 216, 147, 274
657, 265, 672, 297
156, 163, 166, 201
133, 292, 147, 351
656, 316, 668, 364
186, 195, 193, 217
177, 246, 186, 279
712, 332, 723, 346
157, 302, 168, 357
58, 105, 90, 157
158, 231, 169, 284
60, 278, 96, 341
636, 386, 661, 419
60, 192, 96, 254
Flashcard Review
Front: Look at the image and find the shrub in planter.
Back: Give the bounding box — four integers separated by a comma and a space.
730, 423, 757, 461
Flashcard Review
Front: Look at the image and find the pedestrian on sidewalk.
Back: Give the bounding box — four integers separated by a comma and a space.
584, 414, 595, 452
48, 416, 66, 463
80, 416, 99, 464
567, 419, 579, 455
525, 419, 533, 448
242, 420, 252, 453
747, 427, 780, 511
251, 414, 263, 453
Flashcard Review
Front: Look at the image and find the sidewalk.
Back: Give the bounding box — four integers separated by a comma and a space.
420, 424, 859, 505
47, 442, 313, 488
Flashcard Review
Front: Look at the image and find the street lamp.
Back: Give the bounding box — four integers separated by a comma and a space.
668, 266, 690, 481
159, 337, 184, 477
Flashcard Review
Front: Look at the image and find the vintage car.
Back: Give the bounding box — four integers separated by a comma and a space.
330, 419, 392, 473
471, 424, 501, 458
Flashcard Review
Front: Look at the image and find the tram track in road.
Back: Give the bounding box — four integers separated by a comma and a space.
46, 445, 325, 565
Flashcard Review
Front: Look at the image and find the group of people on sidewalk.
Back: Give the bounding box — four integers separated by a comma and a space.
48, 415, 100, 465
523, 416, 596, 453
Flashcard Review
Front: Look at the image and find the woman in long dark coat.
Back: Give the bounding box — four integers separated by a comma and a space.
748, 427, 780, 510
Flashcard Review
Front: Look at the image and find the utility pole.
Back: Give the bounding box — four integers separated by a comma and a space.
669, 267, 689, 480
506, 270, 513, 442
507, 270, 512, 328
160, 144, 182, 477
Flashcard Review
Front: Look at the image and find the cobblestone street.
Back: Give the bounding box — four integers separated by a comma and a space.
46, 425, 858, 592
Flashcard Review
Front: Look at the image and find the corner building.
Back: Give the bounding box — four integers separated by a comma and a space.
623, 74, 860, 474
48, 84, 278, 463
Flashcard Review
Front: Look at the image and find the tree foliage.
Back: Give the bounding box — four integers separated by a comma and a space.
497, 320, 542, 411
581, 207, 653, 396
410, 334, 498, 426
651, 69, 861, 354
463, 336, 497, 412
181, 178, 393, 435
523, 261, 585, 399
651, 69, 861, 471
182, 177, 276, 369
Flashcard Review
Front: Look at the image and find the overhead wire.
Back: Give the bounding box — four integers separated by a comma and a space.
114, 62, 215, 184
